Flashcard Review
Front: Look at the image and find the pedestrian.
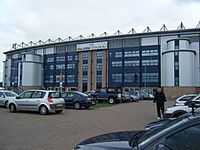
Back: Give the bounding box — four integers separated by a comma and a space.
153, 87, 166, 119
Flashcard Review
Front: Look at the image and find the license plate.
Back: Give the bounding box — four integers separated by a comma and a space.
57, 104, 63, 107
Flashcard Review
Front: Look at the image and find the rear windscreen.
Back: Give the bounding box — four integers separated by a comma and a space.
48, 92, 61, 98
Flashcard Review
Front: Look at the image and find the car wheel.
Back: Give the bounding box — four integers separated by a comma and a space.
108, 97, 115, 104
55, 110, 63, 113
74, 102, 81, 110
10, 104, 16, 113
130, 97, 134, 102
39, 106, 49, 115
85, 106, 90, 109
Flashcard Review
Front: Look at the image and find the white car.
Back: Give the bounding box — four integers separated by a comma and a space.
0, 90, 18, 107
164, 94, 200, 118
174, 93, 197, 106
8, 90, 65, 115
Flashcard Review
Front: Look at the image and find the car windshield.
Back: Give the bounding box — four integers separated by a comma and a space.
3, 91, 18, 97
48, 92, 61, 98
131, 115, 189, 148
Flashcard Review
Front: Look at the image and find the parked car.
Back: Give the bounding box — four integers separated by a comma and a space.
8, 90, 65, 115
91, 87, 122, 104
128, 90, 142, 102
61, 91, 96, 109
0, 90, 18, 107
74, 113, 200, 150
84, 90, 95, 96
164, 94, 200, 118
174, 93, 197, 106
121, 92, 131, 102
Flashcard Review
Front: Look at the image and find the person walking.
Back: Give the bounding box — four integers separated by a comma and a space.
153, 87, 166, 119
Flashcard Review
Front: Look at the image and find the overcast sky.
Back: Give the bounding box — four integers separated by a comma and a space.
0, 0, 200, 82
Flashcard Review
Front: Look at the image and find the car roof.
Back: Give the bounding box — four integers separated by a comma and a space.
0, 90, 17, 93
25, 90, 58, 92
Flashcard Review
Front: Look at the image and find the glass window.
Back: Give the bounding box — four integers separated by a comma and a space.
96, 63, 102, 71
115, 52, 122, 58
50, 76, 53, 83
0, 92, 5, 98
31, 91, 45, 98
67, 75, 75, 83
142, 73, 159, 83
3, 91, 18, 97
67, 64, 75, 69
19, 91, 33, 99
125, 73, 139, 83
112, 74, 122, 82
96, 75, 102, 82
142, 50, 158, 56
75, 55, 78, 60
56, 64, 65, 70
164, 124, 200, 150
124, 51, 139, 57
82, 75, 88, 82
124, 60, 139, 67
49, 65, 54, 70
82, 64, 88, 71
82, 53, 88, 60
56, 75, 65, 83
112, 61, 122, 67
56, 56, 65, 62
67, 55, 73, 61
46, 57, 54, 63
96, 51, 102, 59
142, 59, 158, 66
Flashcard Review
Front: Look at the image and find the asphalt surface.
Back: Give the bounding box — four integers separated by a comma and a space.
0, 101, 174, 150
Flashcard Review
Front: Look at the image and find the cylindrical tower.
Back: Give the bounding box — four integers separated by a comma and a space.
162, 38, 196, 86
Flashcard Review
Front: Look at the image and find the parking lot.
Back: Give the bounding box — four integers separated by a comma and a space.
0, 101, 173, 150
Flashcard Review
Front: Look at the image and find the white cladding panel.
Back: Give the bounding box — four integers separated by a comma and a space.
22, 62, 42, 86
141, 37, 158, 46
179, 40, 190, 49
6, 59, 12, 86
45, 47, 54, 54
192, 42, 200, 86
35, 49, 44, 55
179, 52, 194, 86
163, 53, 174, 86
167, 41, 175, 50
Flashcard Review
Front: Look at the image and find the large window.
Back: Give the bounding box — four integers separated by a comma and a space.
49, 75, 53, 83
49, 65, 54, 70
112, 61, 122, 67
56, 56, 65, 62
67, 56, 73, 61
124, 51, 139, 57
142, 73, 159, 82
82, 75, 88, 82
142, 50, 158, 56
82, 64, 88, 71
56, 64, 65, 70
142, 59, 158, 66
96, 75, 102, 82
125, 73, 139, 83
115, 52, 122, 58
67, 75, 75, 83
46, 57, 54, 63
56, 75, 65, 83
67, 64, 75, 69
96, 63, 102, 71
124, 60, 139, 67
82, 53, 88, 60
112, 74, 122, 82
96, 51, 102, 59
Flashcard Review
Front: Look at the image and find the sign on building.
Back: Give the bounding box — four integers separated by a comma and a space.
77, 42, 107, 51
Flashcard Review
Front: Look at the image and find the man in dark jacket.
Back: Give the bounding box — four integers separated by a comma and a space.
153, 87, 166, 119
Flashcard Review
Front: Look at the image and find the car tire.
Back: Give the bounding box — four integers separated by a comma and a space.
55, 110, 63, 113
130, 97, 134, 102
108, 97, 115, 104
74, 102, 81, 110
85, 106, 90, 109
10, 104, 16, 113
39, 106, 49, 115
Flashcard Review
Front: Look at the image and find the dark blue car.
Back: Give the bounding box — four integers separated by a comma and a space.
61, 91, 96, 109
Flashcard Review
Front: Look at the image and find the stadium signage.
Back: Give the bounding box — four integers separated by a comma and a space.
77, 42, 107, 51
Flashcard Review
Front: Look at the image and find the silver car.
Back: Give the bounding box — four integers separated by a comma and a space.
8, 90, 65, 115
0, 90, 18, 107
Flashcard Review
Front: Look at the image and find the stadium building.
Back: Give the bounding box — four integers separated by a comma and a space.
2, 22, 200, 97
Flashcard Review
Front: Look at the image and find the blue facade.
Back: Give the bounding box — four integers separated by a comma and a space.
108, 45, 160, 88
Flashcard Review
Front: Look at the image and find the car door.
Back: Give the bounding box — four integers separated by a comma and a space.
0, 92, 5, 106
29, 91, 46, 111
65, 92, 75, 106
16, 91, 33, 111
